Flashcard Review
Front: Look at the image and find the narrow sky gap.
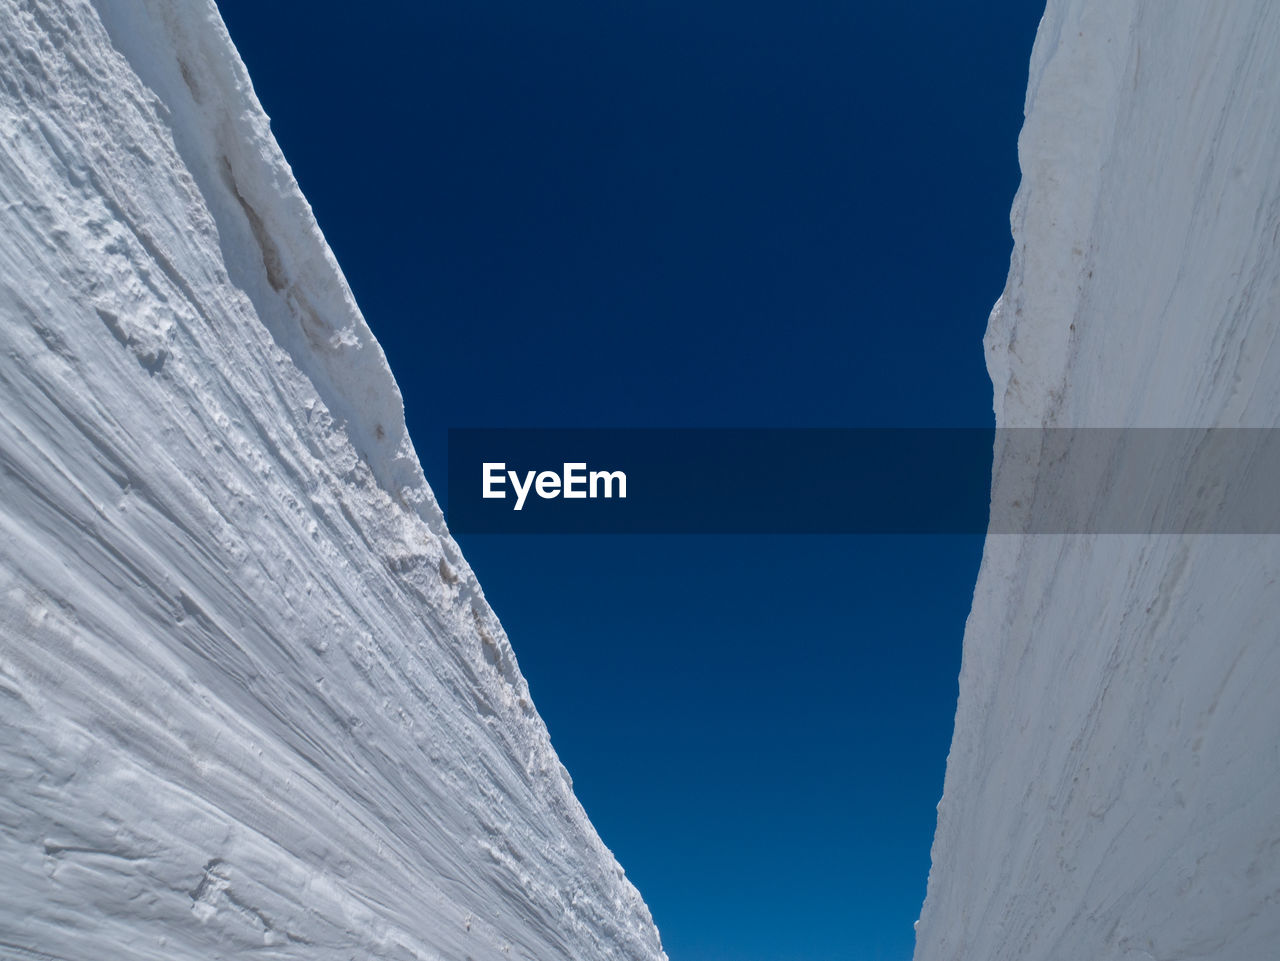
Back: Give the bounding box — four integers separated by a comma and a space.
211, 3, 1042, 958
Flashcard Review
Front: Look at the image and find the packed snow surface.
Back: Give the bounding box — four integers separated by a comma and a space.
915, 2, 1280, 960
0, 2, 665, 959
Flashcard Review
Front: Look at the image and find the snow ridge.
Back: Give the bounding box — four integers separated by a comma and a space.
0, 1, 664, 959
916, 3, 1280, 960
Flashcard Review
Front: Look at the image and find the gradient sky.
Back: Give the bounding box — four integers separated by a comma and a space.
214, 2, 1043, 958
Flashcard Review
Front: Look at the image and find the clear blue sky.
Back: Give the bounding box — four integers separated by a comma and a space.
214, 2, 1042, 958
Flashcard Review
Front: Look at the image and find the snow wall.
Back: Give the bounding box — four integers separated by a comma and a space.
915, 3, 1280, 959
0, 2, 665, 959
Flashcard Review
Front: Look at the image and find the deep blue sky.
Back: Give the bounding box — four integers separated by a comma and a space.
215, 2, 1042, 958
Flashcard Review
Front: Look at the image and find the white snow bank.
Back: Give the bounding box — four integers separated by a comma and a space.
0, 1, 664, 958
916, 3, 1280, 959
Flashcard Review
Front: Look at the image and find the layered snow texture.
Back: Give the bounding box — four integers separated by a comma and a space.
0, 2, 665, 959
916, 3, 1280, 960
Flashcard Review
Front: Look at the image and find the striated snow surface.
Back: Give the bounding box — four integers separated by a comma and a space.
916, 3, 1280, 960
0, 2, 665, 959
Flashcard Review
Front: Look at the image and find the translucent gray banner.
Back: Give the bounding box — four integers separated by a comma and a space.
991, 428, 1280, 534
446, 428, 1280, 534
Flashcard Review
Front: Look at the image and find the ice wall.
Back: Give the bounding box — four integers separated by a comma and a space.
0, 2, 665, 958
915, 3, 1280, 959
